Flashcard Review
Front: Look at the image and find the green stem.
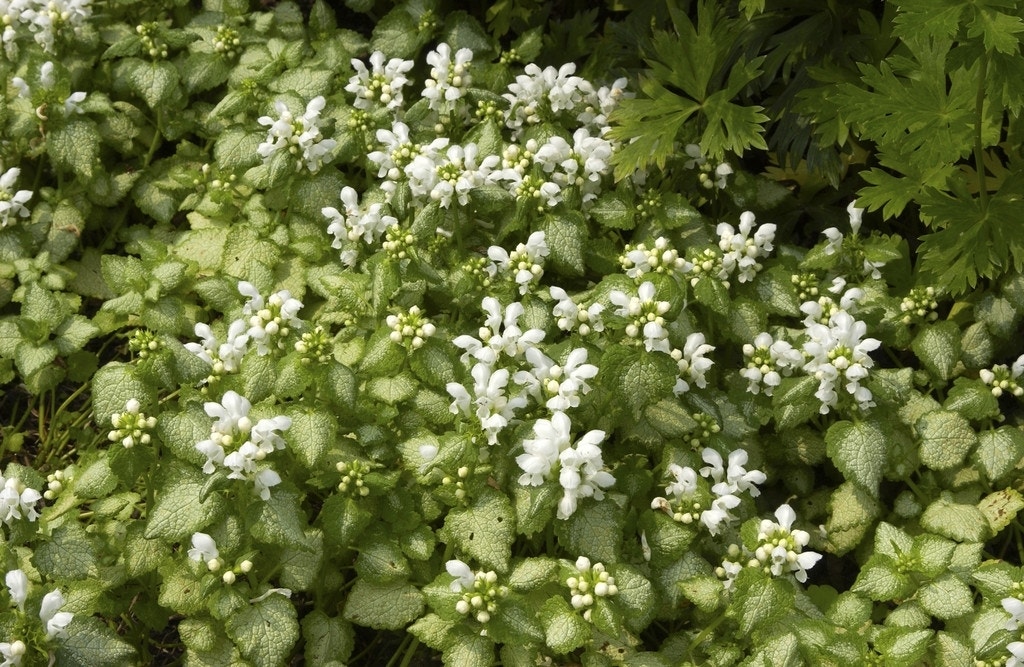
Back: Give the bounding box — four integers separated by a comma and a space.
687, 611, 728, 655
396, 637, 420, 667
974, 51, 990, 211
99, 109, 164, 253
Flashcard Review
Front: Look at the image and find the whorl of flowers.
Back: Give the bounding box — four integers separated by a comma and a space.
345, 51, 414, 111
801, 309, 881, 414
0, 168, 32, 228
422, 42, 473, 115
257, 96, 337, 173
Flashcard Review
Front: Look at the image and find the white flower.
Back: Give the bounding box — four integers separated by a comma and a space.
187, 532, 219, 567
345, 51, 414, 111
1009, 641, 1024, 667
672, 332, 715, 394
1004, 597, 1024, 630
0, 640, 26, 666
503, 63, 593, 136
802, 310, 880, 413
447, 363, 527, 446
557, 429, 614, 520
740, 332, 802, 396
39, 589, 73, 640
534, 129, 613, 202
516, 411, 572, 486
717, 211, 775, 283
700, 494, 740, 535
323, 186, 396, 253
422, 43, 473, 114
754, 504, 822, 583
5, 570, 27, 611
409, 143, 499, 208
0, 476, 41, 526
446, 559, 475, 592
487, 231, 549, 294
550, 286, 604, 336
453, 297, 545, 365
253, 469, 281, 501
185, 319, 250, 378
257, 96, 336, 173
0, 168, 32, 228
239, 282, 304, 355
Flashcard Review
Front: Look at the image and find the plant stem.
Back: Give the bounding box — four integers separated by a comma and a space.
688, 611, 727, 654
974, 51, 990, 211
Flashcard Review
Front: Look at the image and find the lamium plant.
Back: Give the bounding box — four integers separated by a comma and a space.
0, 0, 1023, 665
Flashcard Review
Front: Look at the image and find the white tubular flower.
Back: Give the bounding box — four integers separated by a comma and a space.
577, 76, 629, 130
550, 286, 604, 336
683, 144, 732, 189
534, 129, 613, 202
446, 559, 476, 592
108, 398, 157, 449
1004, 597, 1024, 630
5, 570, 28, 611
754, 504, 822, 583
345, 51, 414, 111
740, 332, 802, 396
323, 186, 395, 252
980, 356, 1024, 398
516, 411, 573, 486
422, 43, 473, 114
257, 96, 337, 173
802, 310, 880, 414
0, 476, 41, 526
0, 168, 32, 228
619, 237, 691, 279
39, 590, 73, 640
487, 231, 549, 294
847, 200, 864, 234
609, 281, 670, 340
185, 320, 250, 379
0, 639, 26, 666
412, 143, 499, 208
672, 332, 715, 394
557, 429, 614, 520
448, 363, 526, 446
717, 211, 776, 283
700, 494, 740, 536
253, 469, 281, 501
503, 63, 592, 136
455, 297, 545, 365
187, 532, 220, 570
239, 282, 304, 356
720, 449, 766, 497
1009, 642, 1024, 667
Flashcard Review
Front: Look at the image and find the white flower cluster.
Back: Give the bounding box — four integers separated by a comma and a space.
447, 361, 527, 447
1003, 595, 1024, 667
566, 556, 617, 622
981, 355, 1024, 398
899, 285, 939, 325
620, 237, 691, 280
445, 559, 508, 634
187, 532, 253, 584
486, 230, 550, 295
491, 143, 562, 211
3, 569, 73, 656
1, 0, 91, 57
514, 348, 598, 412
257, 96, 336, 173
186, 319, 249, 383
323, 185, 396, 267
717, 504, 822, 589
422, 42, 473, 116
386, 305, 436, 349
717, 212, 776, 284
822, 202, 888, 279
683, 144, 733, 190
533, 129, 614, 203
608, 281, 714, 394
502, 63, 628, 138
802, 309, 880, 414
0, 168, 32, 228
515, 411, 614, 519
108, 398, 157, 448
550, 286, 604, 337
194, 390, 291, 500
11, 60, 86, 116
345, 51, 414, 112
239, 281, 304, 356
651, 448, 765, 536
452, 297, 545, 368
799, 276, 863, 326
739, 332, 803, 396
0, 473, 40, 528
408, 142, 499, 208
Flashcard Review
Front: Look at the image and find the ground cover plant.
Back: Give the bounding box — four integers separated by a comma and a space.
1, 0, 1024, 664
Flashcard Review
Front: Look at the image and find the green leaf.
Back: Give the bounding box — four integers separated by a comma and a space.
439, 489, 516, 572
553, 499, 625, 565
343, 579, 424, 630
32, 523, 99, 581
124, 59, 181, 109
825, 419, 888, 494
370, 7, 421, 58
55, 616, 138, 667
225, 594, 299, 667
613, 564, 655, 631
772, 376, 820, 430
590, 192, 636, 230
692, 275, 729, 315
270, 67, 333, 98
921, 495, 991, 542
979, 488, 1024, 534
734, 570, 793, 635
935, 631, 973, 667
919, 574, 973, 620
679, 575, 725, 614
911, 321, 961, 382
944, 378, 1000, 420
246, 488, 308, 549
408, 613, 456, 652
974, 427, 1024, 482
542, 212, 586, 276
366, 372, 418, 405
355, 536, 410, 584
287, 409, 334, 470
603, 347, 678, 418
508, 557, 559, 591
48, 119, 100, 178
917, 410, 977, 471
875, 627, 933, 665
975, 294, 1019, 339
851, 556, 912, 601
214, 128, 263, 172
513, 483, 560, 537
825, 481, 881, 555
145, 464, 227, 541
442, 631, 494, 667
318, 493, 374, 547
539, 596, 590, 655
